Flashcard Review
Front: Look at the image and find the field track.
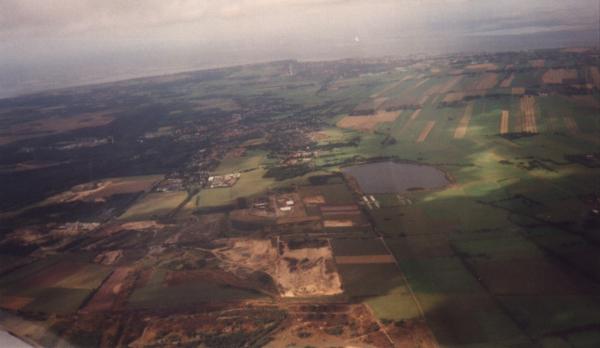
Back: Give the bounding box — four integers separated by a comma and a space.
454, 102, 474, 139
398, 109, 422, 133
564, 117, 579, 134
417, 121, 436, 143
335, 255, 396, 264
370, 80, 404, 98
423, 76, 462, 96
415, 78, 430, 87
520, 96, 537, 133
439, 76, 463, 94
500, 110, 509, 134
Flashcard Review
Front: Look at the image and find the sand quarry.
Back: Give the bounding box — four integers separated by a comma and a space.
214, 239, 342, 297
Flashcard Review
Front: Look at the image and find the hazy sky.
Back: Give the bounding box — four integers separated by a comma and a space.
1, 0, 598, 97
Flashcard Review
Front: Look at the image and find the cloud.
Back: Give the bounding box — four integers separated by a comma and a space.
0, 0, 492, 38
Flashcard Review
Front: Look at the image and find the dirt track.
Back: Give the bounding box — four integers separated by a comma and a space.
335, 255, 396, 264
417, 121, 436, 143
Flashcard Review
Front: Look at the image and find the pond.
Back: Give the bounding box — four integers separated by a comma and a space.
342, 161, 449, 194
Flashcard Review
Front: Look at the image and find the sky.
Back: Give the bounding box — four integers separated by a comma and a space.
0, 0, 598, 98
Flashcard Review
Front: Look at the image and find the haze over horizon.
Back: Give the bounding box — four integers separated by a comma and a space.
1, 0, 598, 98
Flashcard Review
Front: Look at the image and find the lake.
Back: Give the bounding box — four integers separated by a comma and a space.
342, 161, 449, 194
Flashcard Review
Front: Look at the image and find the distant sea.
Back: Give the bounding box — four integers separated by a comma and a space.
0, 28, 597, 100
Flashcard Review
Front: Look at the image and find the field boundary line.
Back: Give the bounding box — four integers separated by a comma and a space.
398, 108, 422, 133
377, 236, 440, 348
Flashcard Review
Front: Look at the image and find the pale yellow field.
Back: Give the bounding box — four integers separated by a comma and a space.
323, 220, 354, 227
470, 73, 499, 90
466, 63, 497, 70
511, 87, 526, 96
454, 102, 474, 139
520, 96, 538, 133
542, 69, 578, 84
530, 59, 545, 68
337, 110, 402, 132
500, 110, 509, 134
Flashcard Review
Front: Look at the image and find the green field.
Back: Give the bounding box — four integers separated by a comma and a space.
194, 167, 275, 208
1, 48, 600, 347
23, 287, 91, 314
330, 238, 387, 256
119, 191, 188, 220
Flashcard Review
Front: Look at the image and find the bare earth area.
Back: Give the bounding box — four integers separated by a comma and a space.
215, 239, 343, 297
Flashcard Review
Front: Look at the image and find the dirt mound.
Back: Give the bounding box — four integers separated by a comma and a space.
215, 239, 342, 297
94, 250, 123, 265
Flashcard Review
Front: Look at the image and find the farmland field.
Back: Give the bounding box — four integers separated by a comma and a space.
119, 191, 188, 220
1, 47, 600, 347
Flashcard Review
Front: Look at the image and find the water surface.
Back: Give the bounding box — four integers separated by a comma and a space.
343, 161, 449, 194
